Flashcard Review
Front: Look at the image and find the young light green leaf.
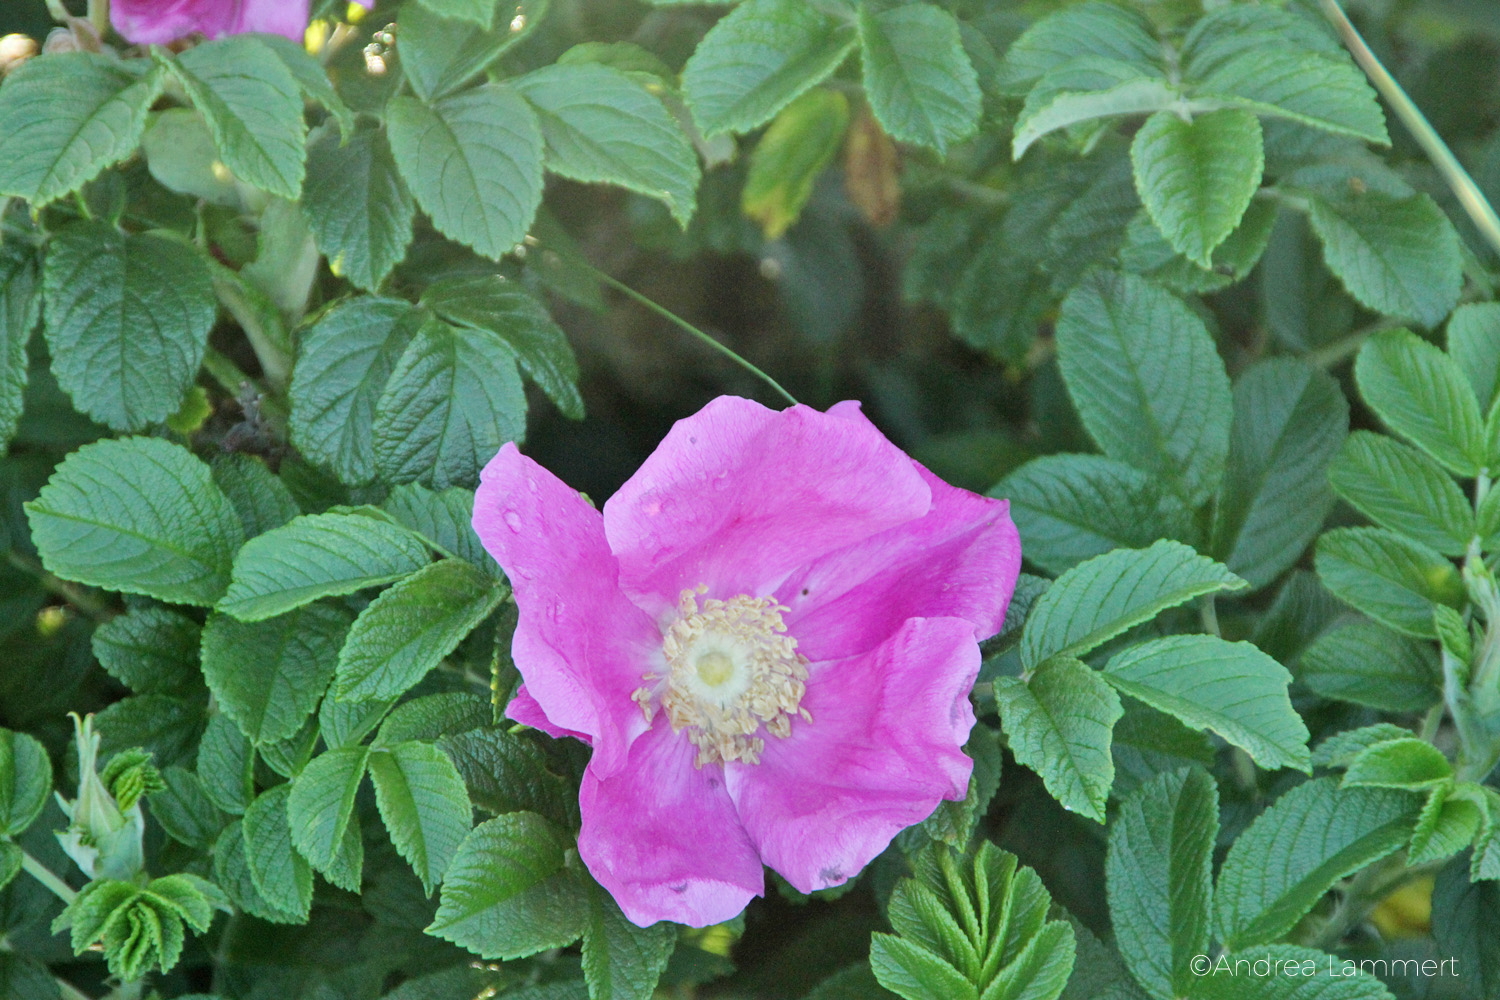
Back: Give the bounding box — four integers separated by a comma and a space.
741, 88, 850, 240
1341, 737, 1452, 790
242, 784, 313, 923
515, 63, 700, 227
1106, 768, 1218, 1000
371, 320, 528, 490
681, 0, 856, 137
1214, 777, 1418, 948
25, 437, 242, 606
161, 37, 306, 198
1353, 328, 1487, 475
1448, 303, 1500, 413
91, 607, 201, 695
870, 935, 976, 1000
427, 812, 588, 959
287, 745, 371, 877
42, 221, 217, 431
1311, 724, 1414, 770
368, 741, 472, 894
1315, 527, 1464, 638
0, 727, 52, 837
1299, 621, 1441, 712
1103, 635, 1310, 774
0, 53, 163, 206
397, 1, 542, 102
857, 3, 980, 155
1021, 540, 1245, 669
1055, 270, 1232, 505
1131, 109, 1263, 266
1211, 359, 1348, 590
583, 882, 677, 1000
1329, 432, 1474, 555
993, 454, 1193, 577
387, 86, 544, 260
219, 511, 431, 621
997, 1, 1161, 94
1308, 193, 1462, 330
336, 558, 504, 702
303, 123, 414, 292
1013, 60, 1177, 159
994, 657, 1121, 823
421, 275, 583, 420
201, 604, 349, 745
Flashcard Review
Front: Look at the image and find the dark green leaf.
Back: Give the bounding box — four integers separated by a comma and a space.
857, 3, 981, 155
303, 123, 415, 292
369, 741, 472, 894
0, 727, 51, 837
1315, 527, 1464, 638
91, 607, 200, 695
1329, 432, 1474, 555
1299, 621, 1441, 712
242, 784, 313, 922
287, 745, 371, 879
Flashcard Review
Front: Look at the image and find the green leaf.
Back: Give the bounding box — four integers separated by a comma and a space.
94, 693, 205, 768
376, 693, 491, 746
289, 297, 422, 486
1299, 621, 1441, 712
1210, 359, 1348, 590
242, 784, 313, 923
414, 0, 498, 27
91, 607, 200, 696
741, 89, 850, 239
0, 53, 163, 206
994, 454, 1193, 577
1448, 303, 1500, 413
1131, 109, 1263, 266
583, 882, 676, 1000
214, 817, 302, 923
1185, 944, 1397, 999
372, 320, 528, 490
382, 484, 498, 574
287, 745, 371, 878
871, 934, 977, 1000
1312, 724, 1414, 769
421, 275, 583, 420
1120, 200, 1277, 296
42, 221, 217, 431
0, 953, 61, 1000
197, 713, 254, 816
914, 723, 1002, 848
998, 1, 1161, 93
1407, 786, 1481, 865
148, 767, 227, 850
397, 1, 542, 102
1013, 61, 1177, 159
1214, 777, 1418, 948
218, 511, 432, 621
1315, 527, 1464, 638
1353, 328, 1487, 475
1308, 193, 1462, 330
319, 695, 393, 751
436, 727, 576, 826
515, 63, 700, 227
141, 108, 241, 206
1106, 768, 1218, 1000
0, 243, 38, 454
427, 812, 588, 960
336, 558, 504, 702
1329, 432, 1474, 555
161, 37, 306, 199
369, 741, 472, 895
1055, 270, 1232, 505
257, 33, 355, 139
857, 2, 980, 154
1431, 857, 1500, 999
0, 727, 51, 836
1103, 635, 1310, 773
201, 604, 350, 745
1111, 701, 1216, 800
303, 123, 414, 292
1021, 540, 1246, 669
681, 0, 856, 137
25, 437, 242, 606
387, 86, 544, 260
1341, 737, 1452, 790
994, 657, 1121, 823
211, 453, 300, 540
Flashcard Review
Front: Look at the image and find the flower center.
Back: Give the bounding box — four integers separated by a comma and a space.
633, 587, 811, 767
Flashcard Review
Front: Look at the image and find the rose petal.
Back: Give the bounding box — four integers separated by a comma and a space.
234, 0, 314, 39
775, 461, 1021, 661
111, 0, 219, 44
579, 723, 764, 928
602, 397, 930, 613
505, 684, 591, 743
475, 443, 660, 775
726, 617, 979, 894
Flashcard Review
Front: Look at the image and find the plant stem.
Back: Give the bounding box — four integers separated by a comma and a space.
5, 550, 114, 622
18, 846, 78, 905
1319, 0, 1500, 259
1198, 595, 1220, 637
1308, 855, 1440, 950
547, 247, 800, 407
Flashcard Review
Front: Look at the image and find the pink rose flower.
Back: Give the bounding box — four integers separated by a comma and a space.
110, 0, 371, 45
473, 397, 1021, 927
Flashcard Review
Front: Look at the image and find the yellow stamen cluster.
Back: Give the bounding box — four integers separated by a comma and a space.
634, 587, 811, 767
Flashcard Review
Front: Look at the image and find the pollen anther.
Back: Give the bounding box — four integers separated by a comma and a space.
635, 587, 811, 767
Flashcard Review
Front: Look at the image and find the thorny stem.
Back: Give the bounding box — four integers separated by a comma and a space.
1320, 0, 1500, 259
16, 845, 78, 905
544, 245, 800, 407
5, 550, 114, 622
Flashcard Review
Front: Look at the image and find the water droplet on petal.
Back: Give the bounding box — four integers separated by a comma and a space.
504, 511, 523, 532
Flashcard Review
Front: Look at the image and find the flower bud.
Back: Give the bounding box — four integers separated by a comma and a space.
54, 714, 147, 882
0, 33, 37, 74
